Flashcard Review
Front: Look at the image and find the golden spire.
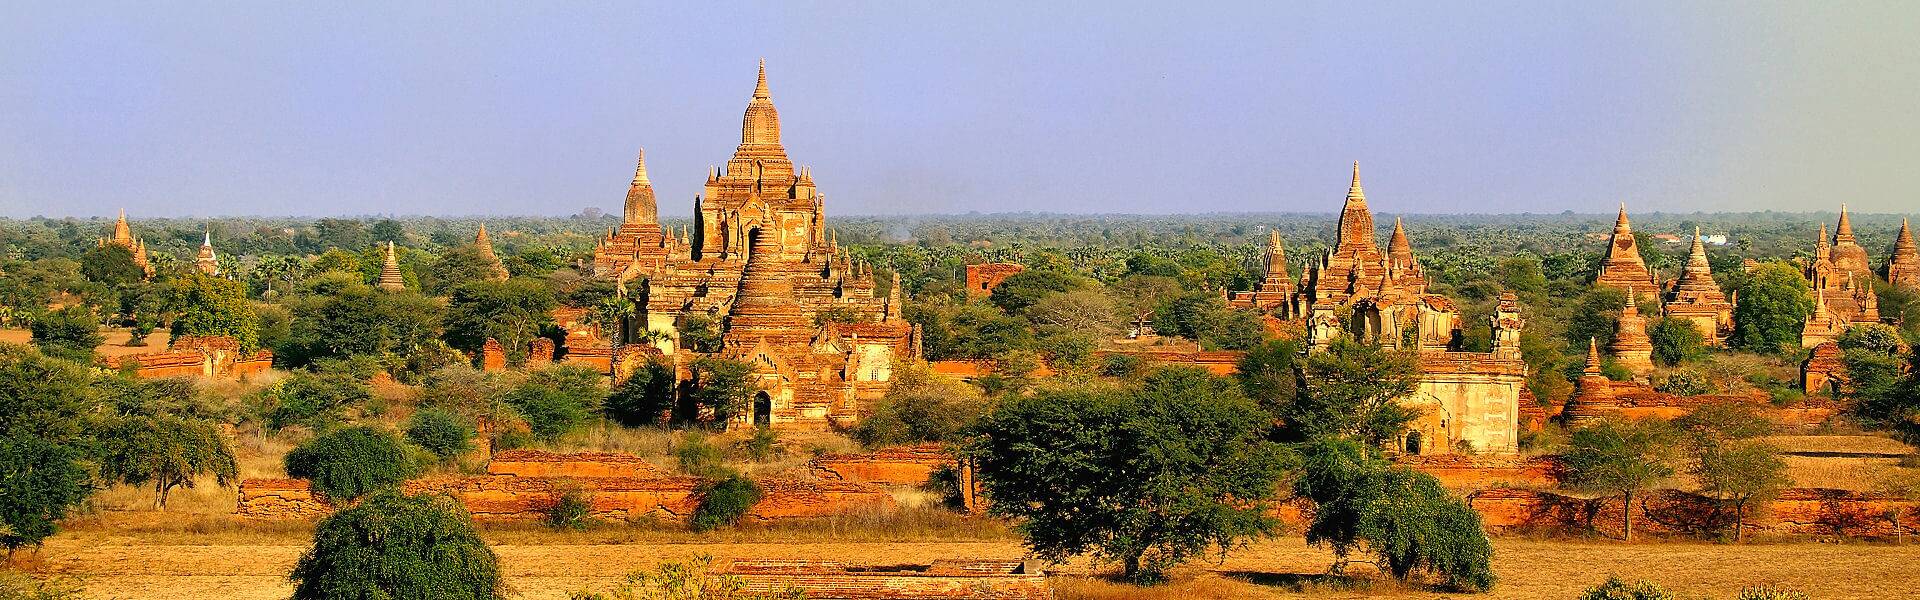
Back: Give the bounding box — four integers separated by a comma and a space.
377, 241, 406, 291
1346, 161, 1365, 202
1836, 204, 1855, 242
1614, 203, 1631, 232
1333, 162, 1377, 252
1584, 338, 1602, 375
754, 58, 769, 99
623, 147, 658, 225
631, 147, 650, 185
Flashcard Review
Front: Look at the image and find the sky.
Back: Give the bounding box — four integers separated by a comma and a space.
1, 2, 1917, 218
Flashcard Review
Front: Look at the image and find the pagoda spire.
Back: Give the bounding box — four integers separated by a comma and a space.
1332, 161, 1377, 253
1836, 204, 1856, 242
1584, 338, 1603, 376
377, 241, 406, 291
623, 147, 658, 225
194, 229, 219, 276
754, 58, 770, 99
1887, 218, 1920, 289
475, 224, 508, 281
739, 60, 782, 147
1593, 203, 1652, 291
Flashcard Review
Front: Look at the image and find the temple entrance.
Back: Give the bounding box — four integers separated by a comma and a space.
1404, 430, 1423, 455
753, 392, 772, 427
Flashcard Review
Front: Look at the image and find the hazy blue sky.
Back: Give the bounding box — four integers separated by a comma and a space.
2, 2, 1916, 218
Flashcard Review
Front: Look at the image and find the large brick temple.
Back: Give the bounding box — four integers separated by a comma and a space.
589, 62, 917, 430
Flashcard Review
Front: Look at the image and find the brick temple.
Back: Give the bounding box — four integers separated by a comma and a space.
588, 62, 918, 430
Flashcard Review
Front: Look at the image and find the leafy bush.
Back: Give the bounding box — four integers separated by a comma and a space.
545, 489, 595, 531
1735, 586, 1810, 600
691, 475, 762, 532
568, 555, 803, 600
506, 365, 605, 441
1578, 576, 1674, 600
850, 364, 988, 448
0, 435, 91, 551
0, 569, 87, 600
605, 361, 675, 426
98, 414, 237, 509
260, 371, 372, 431
1649, 317, 1706, 366
28, 305, 102, 363
739, 427, 779, 463
1654, 370, 1713, 396
1100, 353, 1143, 377
1294, 438, 1496, 591
1837, 323, 1905, 355
284, 426, 417, 501
289, 492, 504, 600
674, 432, 729, 479
405, 408, 475, 459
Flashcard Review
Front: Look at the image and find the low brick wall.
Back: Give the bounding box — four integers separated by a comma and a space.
486, 450, 665, 479
726, 559, 1051, 599
809, 444, 953, 486
1398, 454, 1562, 489
237, 475, 896, 523
1469, 487, 1920, 538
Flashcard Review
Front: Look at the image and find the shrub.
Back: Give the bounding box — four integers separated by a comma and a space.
1654, 370, 1712, 396
405, 408, 475, 459
28, 305, 102, 363
289, 492, 504, 600
739, 427, 779, 463
674, 432, 730, 479
691, 475, 762, 532
1294, 439, 1496, 591
284, 426, 417, 501
97, 414, 238, 509
1578, 576, 1674, 600
1735, 587, 1810, 600
0, 569, 86, 600
261, 371, 372, 431
0, 435, 91, 552
605, 361, 675, 426
545, 489, 595, 531
1649, 317, 1706, 366
506, 365, 605, 441
569, 555, 803, 600
1100, 353, 1143, 378
849, 364, 988, 448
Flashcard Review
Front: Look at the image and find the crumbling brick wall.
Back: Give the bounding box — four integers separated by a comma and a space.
808, 444, 952, 486
1469, 487, 1920, 538
726, 559, 1051, 600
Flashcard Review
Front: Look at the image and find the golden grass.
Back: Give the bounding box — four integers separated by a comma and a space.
1763, 435, 1913, 456
1781, 455, 1904, 490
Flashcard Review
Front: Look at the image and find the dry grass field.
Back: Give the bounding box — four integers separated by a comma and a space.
19, 532, 1918, 600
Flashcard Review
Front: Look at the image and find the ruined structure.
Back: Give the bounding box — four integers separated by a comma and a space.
193, 231, 219, 276
584, 62, 919, 429
1886, 218, 1920, 291
474, 224, 510, 281
1593, 204, 1657, 292
725, 559, 1050, 600
98, 209, 154, 278
964, 262, 1026, 298
376, 241, 406, 292
104, 335, 272, 379
1240, 167, 1527, 456
1609, 291, 1655, 379
1662, 228, 1733, 344
1800, 208, 1884, 344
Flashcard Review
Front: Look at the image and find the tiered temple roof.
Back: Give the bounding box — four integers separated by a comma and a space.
474, 224, 510, 281
1801, 208, 1885, 342
1285, 163, 1428, 314
194, 231, 219, 276
1886, 218, 1920, 290
1593, 205, 1655, 291
377, 241, 406, 291
1609, 290, 1654, 379
1661, 227, 1732, 344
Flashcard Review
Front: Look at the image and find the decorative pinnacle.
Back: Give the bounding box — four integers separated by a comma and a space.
1346, 161, 1365, 201
1615, 203, 1631, 229
632, 148, 650, 185
753, 58, 770, 99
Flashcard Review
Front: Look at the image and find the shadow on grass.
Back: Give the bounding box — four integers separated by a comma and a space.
1221, 569, 1419, 593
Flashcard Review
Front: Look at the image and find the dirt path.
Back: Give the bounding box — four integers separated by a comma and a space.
31, 537, 1920, 599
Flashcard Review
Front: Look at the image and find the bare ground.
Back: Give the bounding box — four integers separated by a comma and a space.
26, 534, 1920, 600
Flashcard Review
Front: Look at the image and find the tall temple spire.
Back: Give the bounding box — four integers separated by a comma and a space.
475, 224, 509, 281
1387, 216, 1414, 271
377, 241, 406, 291
1593, 203, 1652, 291
194, 230, 219, 276
754, 58, 770, 99
1828, 204, 1873, 277
1332, 161, 1376, 253
740, 59, 782, 148
1887, 218, 1920, 290
623, 147, 658, 225
1583, 337, 1602, 376
1835, 204, 1855, 242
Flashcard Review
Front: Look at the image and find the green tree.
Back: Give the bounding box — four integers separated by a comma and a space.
79, 244, 144, 285
405, 408, 475, 460
281, 281, 444, 367
0, 344, 101, 445
423, 246, 508, 295
1289, 338, 1421, 446
988, 270, 1081, 316
283, 426, 418, 501
1291, 439, 1495, 591
258, 371, 372, 431
443, 280, 556, 363
688, 358, 759, 426
1836, 323, 1905, 355
1234, 339, 1300, 424
1493, 255, 1548, 293
1675, 402, 1787, 542
1565, 287, 1627, 349
98, 414, 237, 509
1731, 262, 1813, 354
849, 363, 988, 448
29, 305, 101, 363
675, 315, 725, 353
167, 272, 259, 350
0, 435, 91, 552
966, 367, 1293, 583
1561, 419, 1675, 540
506, 365, 605, 441
1647, 317, 1705, 367
289, 491, 505, 600
605, 360, 677, 426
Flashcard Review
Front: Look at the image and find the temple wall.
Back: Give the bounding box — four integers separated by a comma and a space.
1469, 487, 1920, 538
808, 444, 953, 486
1409, 372, 1522, 454
237, 451, 896, 522
1398, 455, 1562, 489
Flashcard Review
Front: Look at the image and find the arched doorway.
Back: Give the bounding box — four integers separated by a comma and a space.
1404, 430, 1423, 455
753, 392, 772, 427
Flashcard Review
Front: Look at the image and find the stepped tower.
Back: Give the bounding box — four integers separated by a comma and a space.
1662, 227, 1733, 344
1886, 218, 1920, 290
194, 231, 219, 276
1594, 204, 1655, 291
1609, 289, 1655, 379
377, 242, 406, 291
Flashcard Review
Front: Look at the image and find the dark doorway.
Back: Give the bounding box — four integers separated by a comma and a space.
753, 392, 772, 427
1404, 430, 1423, 455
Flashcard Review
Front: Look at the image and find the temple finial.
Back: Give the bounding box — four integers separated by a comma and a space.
754, 58, 770, 99
633, 148, 650, 185
1345, 161, 1366, 201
